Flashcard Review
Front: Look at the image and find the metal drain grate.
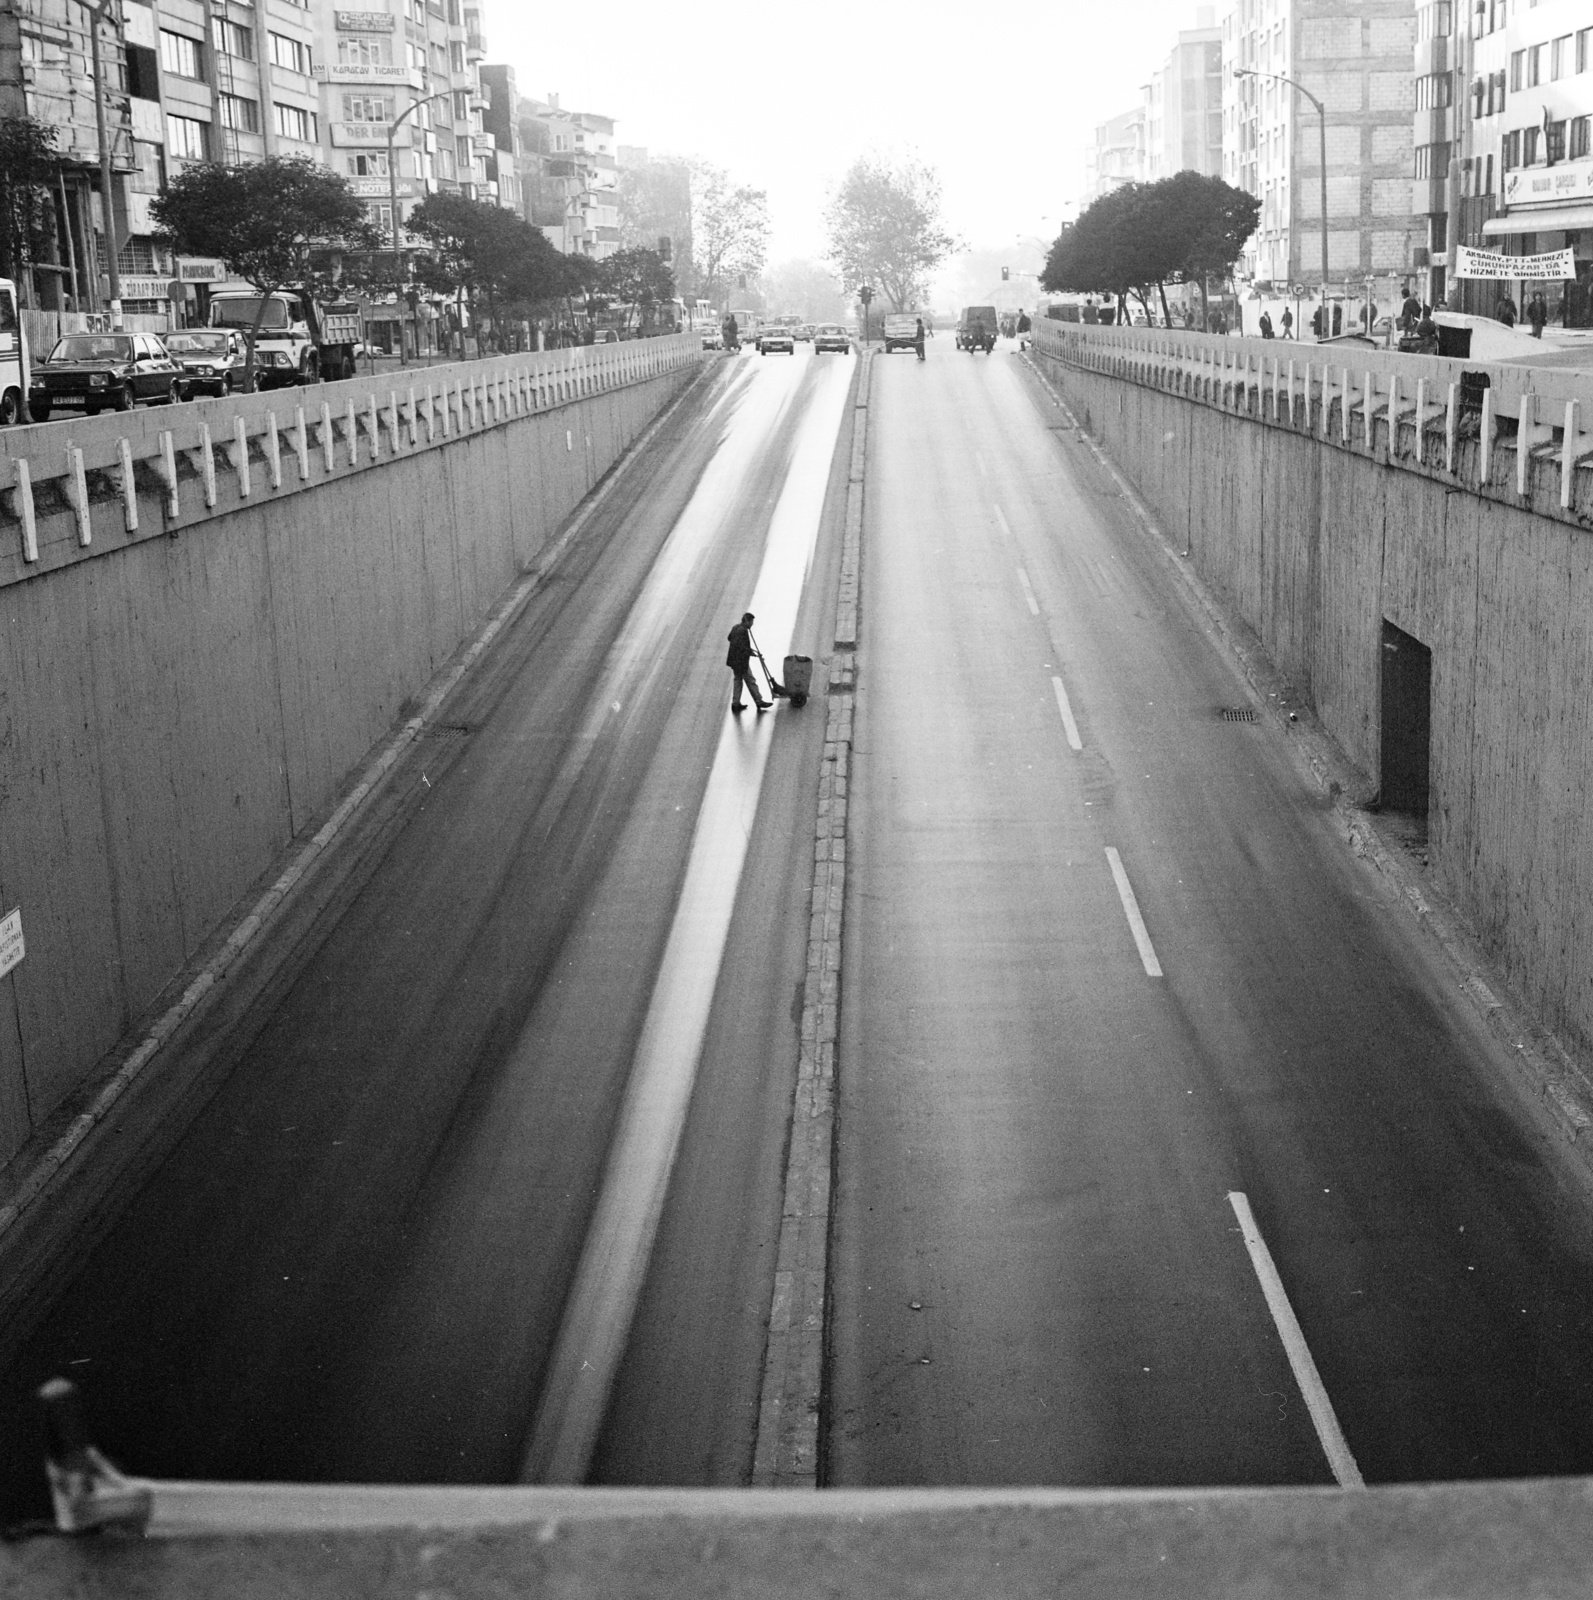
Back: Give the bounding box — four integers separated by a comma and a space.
1221, 708, 1260, 723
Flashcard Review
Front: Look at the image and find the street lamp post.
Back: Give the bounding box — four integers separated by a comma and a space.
1234, 67, 1328, 340
386, 90, 453, 365
86, 0, 121, 323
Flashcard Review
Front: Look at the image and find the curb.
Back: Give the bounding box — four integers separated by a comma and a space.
1020, 350, 1593, 1166
750, 349, 869, 1487
0, 362, 713, 1253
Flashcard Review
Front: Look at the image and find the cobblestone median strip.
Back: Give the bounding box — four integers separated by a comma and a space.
1020, 350, 1593, 1165
751, 352, 869, 1488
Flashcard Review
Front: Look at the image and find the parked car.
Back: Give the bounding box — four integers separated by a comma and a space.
956, 306, 998, 352
164, 328, 247, 397
813, 323, 853, 354
883, 313, 923, 354
757, 325, 796, 355
27, 331, 186, 420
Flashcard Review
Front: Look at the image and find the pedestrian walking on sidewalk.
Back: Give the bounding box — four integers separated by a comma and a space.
726, 612, 769, 713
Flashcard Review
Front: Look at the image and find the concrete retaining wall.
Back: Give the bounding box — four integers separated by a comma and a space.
0, 338, 702, 1167
1030, 322, 1593, 1072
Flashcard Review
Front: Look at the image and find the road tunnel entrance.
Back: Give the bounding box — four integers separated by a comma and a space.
1379, 620, 1431, 818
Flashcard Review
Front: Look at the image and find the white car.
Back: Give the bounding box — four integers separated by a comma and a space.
757, 326, 795, 355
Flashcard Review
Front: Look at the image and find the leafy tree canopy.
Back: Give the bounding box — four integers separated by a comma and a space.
0, 115, 62, 288
691, 164, 769, 303
593, 246, 675, 309
1042, 173, 1260, 318
405, 190, 576, 309
824, 156, 959, 312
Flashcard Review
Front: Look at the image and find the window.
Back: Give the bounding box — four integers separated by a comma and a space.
1417, 1, 1452, 40
338, 35, 391, 66
275, 102, 316, 142
219, 94, 259, 133
1416, 72, 1453, 108
1524, 124, 1540, 163
1472, 75, 1486, 116
453, 90, 469, 120
1502, 128, 1522, 167
269, 33, 310, 74
449, 41, 464, 71
1414, 141, 1452, 178
1510, 49, 1524, 89
1527, 44, 1541, 85
347, 151, 390, 177
1573, 116, 1592, 158
1552, 34, 1573, 77
1547, 118, 1566, 162
456, 132, 473, 167
1579, 27, 1593, 72
166, 114, 207, 160
341, 92, 393, 123
212, 18, 252, 59
1490, 68, 1507, 112
159, 29, 201, 79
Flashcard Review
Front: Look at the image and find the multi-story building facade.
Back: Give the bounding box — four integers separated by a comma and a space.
1223, 0, 1418, 300
0, 0, 140, 314
1145, 14, 1225, 181
502, 93, 621, 261
1460, 0, 1593, 320
1410, 0, 1459, 305
1086, 106, 1147, 200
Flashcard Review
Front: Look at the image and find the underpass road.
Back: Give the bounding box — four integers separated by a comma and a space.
0, 345, 855, 1510
829, 338, 1593, 1488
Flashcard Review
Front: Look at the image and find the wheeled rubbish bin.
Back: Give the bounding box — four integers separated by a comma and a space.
782, 655, 813, 708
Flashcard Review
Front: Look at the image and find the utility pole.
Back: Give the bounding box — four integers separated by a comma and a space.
1235, 68, 1329, 339
86, 0, 121, 323
386, 90, 452, 365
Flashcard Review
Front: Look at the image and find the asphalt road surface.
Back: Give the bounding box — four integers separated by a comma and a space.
828, 335, 1593, 1487
0, 344, 856, 1510
9, 331, 1593, 1514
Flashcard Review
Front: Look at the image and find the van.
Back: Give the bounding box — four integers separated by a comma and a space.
0, 280, 28, 425
957, 306, 998, 353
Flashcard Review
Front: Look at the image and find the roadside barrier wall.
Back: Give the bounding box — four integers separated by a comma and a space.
1030, 320, 1593, 1072
0, 335, 703, 1168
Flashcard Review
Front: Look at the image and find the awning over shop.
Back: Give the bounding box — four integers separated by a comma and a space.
1483, 207, 1593, 236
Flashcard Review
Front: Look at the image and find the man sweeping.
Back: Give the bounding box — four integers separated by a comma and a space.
726, 611, 770, 714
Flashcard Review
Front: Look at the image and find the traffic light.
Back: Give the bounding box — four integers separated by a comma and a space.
1002, 266, 1010, 280
658, 234, 672, 262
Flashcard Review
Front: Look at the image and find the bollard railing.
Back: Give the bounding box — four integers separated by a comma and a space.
1028, 319, 1593, 519
0, 334, 705, 590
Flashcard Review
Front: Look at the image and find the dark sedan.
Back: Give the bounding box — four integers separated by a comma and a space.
164, 329, 247, 397
27, 332, 186, 421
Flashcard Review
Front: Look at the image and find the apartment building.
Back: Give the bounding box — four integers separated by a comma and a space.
1460, 0, 1593, 319
1223, 0, 1418, 297
1145, 13, 1226, 180
503, 93, 621, 260
1086, 106, 1147, 200
0, 0, 139, 313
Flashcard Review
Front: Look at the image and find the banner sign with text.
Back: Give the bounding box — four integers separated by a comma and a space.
1453, 244, 1577, 280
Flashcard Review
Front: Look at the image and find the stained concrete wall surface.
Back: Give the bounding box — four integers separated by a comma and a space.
0, 338, 702, 1171
1030, 321, 1593, 1077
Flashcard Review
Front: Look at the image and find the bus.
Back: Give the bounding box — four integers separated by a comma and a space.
0, 280, 29, 426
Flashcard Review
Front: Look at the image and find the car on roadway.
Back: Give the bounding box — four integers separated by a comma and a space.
701, 324, 723, 350
164, 328, 248, 397
882, 312, 923, 354
813, 323, 853, 354
757, 325, 796, 355
27, 331, 186, 420
795, 323, 815, 341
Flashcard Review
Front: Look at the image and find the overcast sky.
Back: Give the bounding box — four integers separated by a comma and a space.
492, 0, 1211, 269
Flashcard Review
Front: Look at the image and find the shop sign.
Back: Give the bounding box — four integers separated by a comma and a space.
120, 276, 172, 300
1503, 158, 1593, 209
325, 63, 420, 86
0, 909, 22, 980
176, 257, 225, 283
1454, 244, 1577, 280
331, 122, 393, 148
335, 9, 396, 29
350, 178, 413, 196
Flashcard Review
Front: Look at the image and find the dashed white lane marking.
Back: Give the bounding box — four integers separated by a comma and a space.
1051, 676, 1083, 752
1016, 566, 1040, 616
1227, 1191, 1366, 1489
1104, 847, 1163, 977
993, 502, 1012, 537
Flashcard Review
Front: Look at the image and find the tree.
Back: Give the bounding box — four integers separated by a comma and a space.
824, 156, 959, 311
763, 258, 847, 323
151, 156, 381, 389
0, 116, 62, 300
1042, 174, 1259, 326
616, 154, 694, 296
593, 246, 676, 331
692, 164, 769, 304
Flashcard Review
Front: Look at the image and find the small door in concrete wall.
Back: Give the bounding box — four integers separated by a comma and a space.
1380, 620, 1432, 816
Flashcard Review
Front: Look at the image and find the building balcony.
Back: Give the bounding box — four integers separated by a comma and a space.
1414, 34, 1449, 76
1412, 106, 1453, 146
